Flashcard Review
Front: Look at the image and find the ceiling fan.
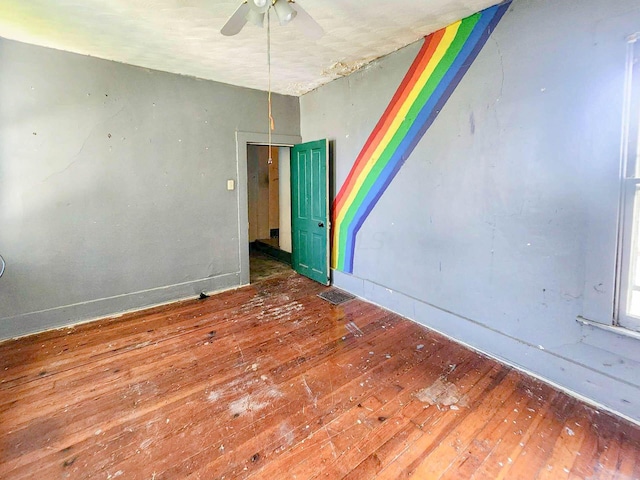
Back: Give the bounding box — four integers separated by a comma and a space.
221, 0, 324, 40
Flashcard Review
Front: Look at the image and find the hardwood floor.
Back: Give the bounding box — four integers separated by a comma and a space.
1, 270, 639, 479
249, 250, 291, 283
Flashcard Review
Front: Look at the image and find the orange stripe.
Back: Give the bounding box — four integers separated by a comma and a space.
333, 29, 445, 215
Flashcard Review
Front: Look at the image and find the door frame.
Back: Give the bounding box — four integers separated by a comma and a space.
236, 131, 301, 285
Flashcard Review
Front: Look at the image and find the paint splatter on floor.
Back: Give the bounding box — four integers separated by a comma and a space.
228, 388, 284, 416
257, 302, 304, 321
415, 378, 468, 409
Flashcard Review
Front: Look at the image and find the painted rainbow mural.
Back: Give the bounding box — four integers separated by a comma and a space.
332, 3, 510, 273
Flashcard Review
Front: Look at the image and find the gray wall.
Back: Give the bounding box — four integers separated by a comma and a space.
301, 0, 640, 422
0, 38, 300, 340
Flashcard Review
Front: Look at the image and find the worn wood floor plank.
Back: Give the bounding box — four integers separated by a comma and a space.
439, 376, 547, 480
1, 269, 639, 479
305, 342, 464, 480
323, 349, 490, 480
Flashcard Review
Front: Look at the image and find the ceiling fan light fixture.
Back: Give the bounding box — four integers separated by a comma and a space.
273, 0, 297, 26
246, 9, 265, 27
249, 0, 270, 14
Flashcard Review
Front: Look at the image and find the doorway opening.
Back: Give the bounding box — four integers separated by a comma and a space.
247, 144, 292, 283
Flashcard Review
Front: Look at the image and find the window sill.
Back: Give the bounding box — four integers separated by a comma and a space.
576, 316, 640, 341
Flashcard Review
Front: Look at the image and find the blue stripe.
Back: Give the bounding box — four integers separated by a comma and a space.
342, 4, 508, 273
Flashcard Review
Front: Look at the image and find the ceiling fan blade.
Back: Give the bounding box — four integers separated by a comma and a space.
290, 2, 325, 40
221, 2, 250, 36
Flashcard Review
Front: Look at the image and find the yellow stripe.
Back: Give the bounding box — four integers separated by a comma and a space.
336, 22, 460, 226
333, 21, 462, 263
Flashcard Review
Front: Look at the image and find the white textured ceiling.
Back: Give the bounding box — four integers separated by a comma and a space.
0, 0, 501, 96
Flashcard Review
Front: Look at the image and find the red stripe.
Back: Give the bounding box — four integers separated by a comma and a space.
333, 29, 445, 214
333, 36, 433, 211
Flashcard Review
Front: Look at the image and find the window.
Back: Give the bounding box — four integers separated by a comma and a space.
616, 33, 640, 332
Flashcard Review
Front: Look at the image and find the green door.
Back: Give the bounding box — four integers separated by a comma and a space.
291, 139, 329, 285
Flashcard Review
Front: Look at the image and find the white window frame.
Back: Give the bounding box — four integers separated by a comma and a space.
615, 33, 640, 332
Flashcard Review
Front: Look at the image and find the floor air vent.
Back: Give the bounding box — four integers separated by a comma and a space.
317, 289, 355, 305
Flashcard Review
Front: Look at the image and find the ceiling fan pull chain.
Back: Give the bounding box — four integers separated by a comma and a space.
267, 7, 274, 163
